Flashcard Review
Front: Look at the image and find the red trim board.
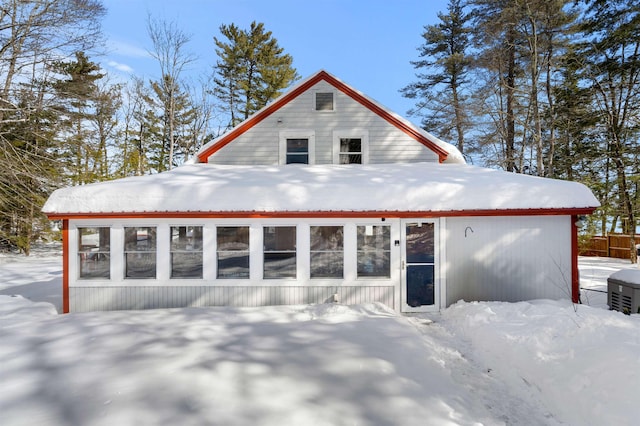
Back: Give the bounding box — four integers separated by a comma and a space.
46, 207, 596, 221
62, 219, 69, 314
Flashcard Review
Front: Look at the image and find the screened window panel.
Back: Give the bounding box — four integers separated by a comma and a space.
310, 226, 343, 278
264, 226, 296, 278
357, 225, 391, 278
171, 226, 203, 279
78, 227, 110, 279
124, 227, 156, 278
217, 227, 249, 279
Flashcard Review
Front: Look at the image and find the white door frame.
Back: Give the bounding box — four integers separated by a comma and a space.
400, 219, 440, 313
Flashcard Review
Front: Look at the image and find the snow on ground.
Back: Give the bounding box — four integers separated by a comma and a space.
1, 246, 639, 425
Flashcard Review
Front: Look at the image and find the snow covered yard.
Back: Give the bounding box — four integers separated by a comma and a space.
1, 246, 639, 425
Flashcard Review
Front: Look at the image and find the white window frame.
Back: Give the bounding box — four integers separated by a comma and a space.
313, 90, 336, 112
279, 130, 315, 165
332, 129, 369, 164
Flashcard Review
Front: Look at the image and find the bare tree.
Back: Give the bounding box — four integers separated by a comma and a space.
146, 16, 196, 170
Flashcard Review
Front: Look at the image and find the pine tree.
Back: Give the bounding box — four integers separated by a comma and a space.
401, 0, 472, 156
213, 21, 299, 128
578, 0, 640, 259
51, 51, 105, 185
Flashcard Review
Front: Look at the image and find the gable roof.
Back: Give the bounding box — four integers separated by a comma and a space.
196, 70, 464, 164
43, 162, 599, 218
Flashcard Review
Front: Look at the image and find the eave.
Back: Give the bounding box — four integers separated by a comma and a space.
45, 207, 598, 221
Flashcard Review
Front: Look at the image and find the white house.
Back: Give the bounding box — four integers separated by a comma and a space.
43, 70, 600, 314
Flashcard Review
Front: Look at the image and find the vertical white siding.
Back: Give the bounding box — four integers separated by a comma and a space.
444, 216, 572, 306
208, 81, 439, 165
69, 286, 395, 313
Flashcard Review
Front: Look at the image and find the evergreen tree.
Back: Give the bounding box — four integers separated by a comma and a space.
578, 0, 640, 256
401, 0, 473, 156
213, 21, 299, 128
51, 51, 105, 185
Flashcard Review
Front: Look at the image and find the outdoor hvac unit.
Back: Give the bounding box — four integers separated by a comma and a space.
608, 270, 640, 315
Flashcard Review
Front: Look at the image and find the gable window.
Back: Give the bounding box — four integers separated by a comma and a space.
333, 130, 369, 164
170, 226, 203, 279
286, 138, 309, 164
124, 227, 156, 278
264, 226, 296, 278
315, 92, 334, 111
357, 225, 391, 278
339, 138, 362, 164
217, 226, 250, 279
78, 227, 110, 279
310, 226, 344, 278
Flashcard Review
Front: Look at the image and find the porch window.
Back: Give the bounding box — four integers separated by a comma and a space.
124, 227, 157, 278
170, 226, 203, 279
357, 225, 390, 278
78, 227, 110, 279
217, 227, 250, 279
339, 138, 362, 164
264, 226, 296, 278
286, 138, 309, 164
310, 226, 344, 278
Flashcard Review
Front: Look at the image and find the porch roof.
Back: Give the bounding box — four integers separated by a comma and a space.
43, 162, 600, 217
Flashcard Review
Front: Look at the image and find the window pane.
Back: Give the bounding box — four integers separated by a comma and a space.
264, 226, 296, 251
315, 92, 333, 111
171, 226, 202, 250
310, 226, 343, 278
124, 227, 157, 278
357, 252, 390, 278
264, 252, 296, 278
125, 253, 156, 278
311, 252, 343, 278
124, 227, 156, 252
217, 227, 249, 279
171, 253, 203, 278
264, 227, 296, 278
217, 252, 250, 278
286, 153, 309, 164
170, 226, 203, 279
310, 226, 343, 251
78, 227, 110, 279
286, 139, 308, 152
340, 154, 362, 164
340, 138, 361, 153
217, 227, 249, 251
357, 226, 390, 278
406, 223, 434, 263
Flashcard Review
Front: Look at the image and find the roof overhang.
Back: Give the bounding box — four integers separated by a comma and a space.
46, 208, 597, 221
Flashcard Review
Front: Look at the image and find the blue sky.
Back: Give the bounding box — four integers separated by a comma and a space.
101, 0, 450, 117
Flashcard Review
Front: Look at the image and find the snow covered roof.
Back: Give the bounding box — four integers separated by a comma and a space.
195, 70, 465, 165
43, 162, 599, 217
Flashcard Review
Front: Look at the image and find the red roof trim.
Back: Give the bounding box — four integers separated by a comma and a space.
46, 207, 596, 220
196, 70, 450, 163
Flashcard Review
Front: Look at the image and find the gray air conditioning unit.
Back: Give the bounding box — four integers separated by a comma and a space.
608, 270, 640, 315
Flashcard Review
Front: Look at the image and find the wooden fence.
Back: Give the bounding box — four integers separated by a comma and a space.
581, 234, 639, 260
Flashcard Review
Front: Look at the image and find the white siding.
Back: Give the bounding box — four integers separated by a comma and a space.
443, 216, 572, 305
69, 286, 395, 312
208, 81, 439, 165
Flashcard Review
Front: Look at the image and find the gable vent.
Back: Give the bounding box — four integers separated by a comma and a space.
315, 92, 334, 111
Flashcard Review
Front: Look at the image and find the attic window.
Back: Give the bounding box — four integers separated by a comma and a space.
315, 92, 334, 111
